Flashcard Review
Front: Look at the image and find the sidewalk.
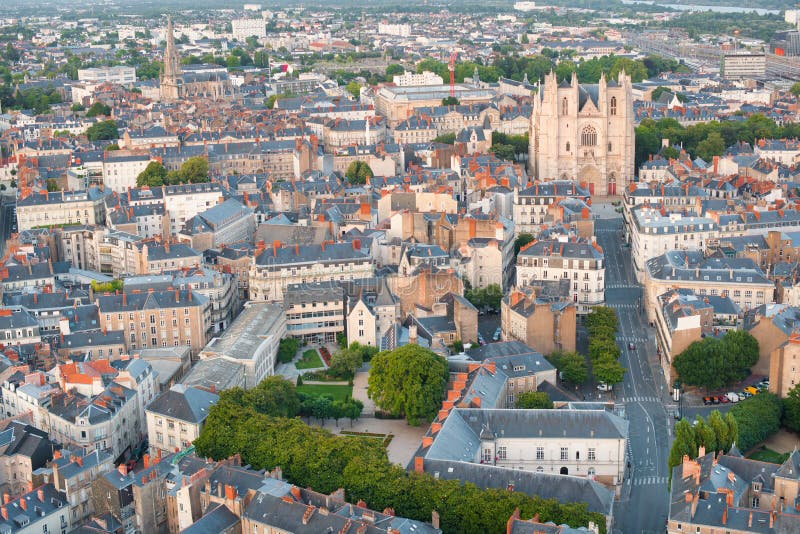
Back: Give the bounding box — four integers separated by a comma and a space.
314, 416, 426, 467
351, 371, 376, 415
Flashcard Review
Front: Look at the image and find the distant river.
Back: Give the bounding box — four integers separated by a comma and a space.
619, 0, 780, 16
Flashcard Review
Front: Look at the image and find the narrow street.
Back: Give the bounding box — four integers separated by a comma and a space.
595, 216, 672, 534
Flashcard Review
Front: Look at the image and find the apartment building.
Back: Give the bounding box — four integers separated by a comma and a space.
102, 152, 152, 193
668, 450, 800, 533
512, 181, 591, 236
231, 18, 266, 40
0, 309, 42, 346
418, 408, 627, 488
48, 448, 115, 525
77, 65, 136, 84
455, 238, 504, 290
145, 384, 218, 456
0, 421, 53, 498
96, 289, 211, 358
284, 282, 345, 344
249, 241, 373, 303
0, 484, 70, 534
516, 237, 605, 313
16, 187, 109, 231
501, 282, 577, 354
163, 183, 223, 236
0, 262, 70, 292
644, 251, 774, 323
138, 242, 202, 274
124, 267, 240, 333
629, 206, 718, 276
177, 198, 256, 251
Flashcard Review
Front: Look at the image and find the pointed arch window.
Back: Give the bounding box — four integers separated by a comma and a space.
581, 125, 597, 146
610, 96, 617, 116
561, 97, 568, 116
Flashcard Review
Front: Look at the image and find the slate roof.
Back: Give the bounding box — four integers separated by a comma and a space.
145, 384, 218, 424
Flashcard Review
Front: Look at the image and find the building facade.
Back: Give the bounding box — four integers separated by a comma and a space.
528, 71, 634, 196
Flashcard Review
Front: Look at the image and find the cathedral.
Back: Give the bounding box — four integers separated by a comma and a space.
160, 17, 233, 101
528, 70, 634, 196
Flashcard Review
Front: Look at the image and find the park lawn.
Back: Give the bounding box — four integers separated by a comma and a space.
747, 447, 790, 464
296, 384, 353, 402
296, 349, 324, 370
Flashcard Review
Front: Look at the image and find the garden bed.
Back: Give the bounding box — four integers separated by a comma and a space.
296, 384, 353, 402
296, 349, 324, 370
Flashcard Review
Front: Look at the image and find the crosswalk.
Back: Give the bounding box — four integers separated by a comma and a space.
621, 396, 660, 403
606, 283, 639, 289
617, 335, 648, 343
632, 476, 668, 486
606, 303, 639, 309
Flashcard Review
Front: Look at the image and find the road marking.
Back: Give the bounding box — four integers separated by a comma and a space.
633, 476, 668, 486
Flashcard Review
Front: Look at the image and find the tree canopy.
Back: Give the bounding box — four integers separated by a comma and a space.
85, 101, 111, 118
730, 393, 782, 453
136, 161, 167, 187
345, 160, 373, 184
547, 350, 588, 386
85, 120, 119, 141
515, 391, 553, 409
667, 411, 738, 481
584, 306, 625, 386
783, 383, 800, 434
673, 330, 759, 390
367, 344, 449, 425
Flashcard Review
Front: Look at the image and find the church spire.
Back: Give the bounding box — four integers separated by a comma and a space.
161, 16, 183, 101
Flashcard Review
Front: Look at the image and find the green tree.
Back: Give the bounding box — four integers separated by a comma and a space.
385, 63, 404, 80
695, 131, 726, 162
674, 331, 759, 390
725, 411, 739, 450
265, 94, 278, 108
693, 416, 717, 455
277, 337, 299, 364
730, 393, 782, 452
668, 419, 698, 478
345, 81, 361, 99
85, 120, 119, 141
329, 346, 364, 379
70, 103, 85, 112
593, 358, 626, 386
783, 383, 800, 433
547, 351, 588, 385
178, 156, 209, 183
104, 143, 120, 151
661, 146, 680, 160
515, 391, 553, 409
136, 161, 167, 187
432, 132, 456, 144
585, 306, 618, 332
243, 376, 300, 418
367, 345, 449, 425
441, 96, 459, 106
46, 179, 59, 192
85, 101, 111, 118
792, 82, 800, 97
514, 232, 535, 255
345, 160, 373, 184
708, 410, 732, 453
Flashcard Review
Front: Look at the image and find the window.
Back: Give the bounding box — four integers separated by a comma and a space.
588, 448, 596, 461
560, 447, 568, 460
156, 432, 163, 443
581, 125, 597, 146
536, 447, 544, 460
498, 446, 507, 460
561, 97, 568, 116
610, 96, 617, 116
565, 142, 570, 152
482, 448, 493, 463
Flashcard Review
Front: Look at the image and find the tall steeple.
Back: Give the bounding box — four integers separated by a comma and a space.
161, 16, 182, 101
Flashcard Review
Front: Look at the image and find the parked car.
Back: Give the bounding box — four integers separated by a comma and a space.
628, 342, 636, 350
492, 327, 502, 341
726, 392, 740, 403
597, 383, 613, 391
744, 386, 759, 396
703, 396, 713, 405
711, 396, 721, 405
719, 395, 729, 404
739, 390, 751, 399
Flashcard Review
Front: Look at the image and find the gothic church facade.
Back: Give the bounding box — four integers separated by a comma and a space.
528, 71, 634, 196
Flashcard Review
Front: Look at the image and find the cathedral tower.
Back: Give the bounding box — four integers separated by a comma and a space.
528, 70, 634, 196
160, 16, 183, 101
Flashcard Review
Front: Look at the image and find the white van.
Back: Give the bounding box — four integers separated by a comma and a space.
726, 392, 739, 403
597, 383, 613, 392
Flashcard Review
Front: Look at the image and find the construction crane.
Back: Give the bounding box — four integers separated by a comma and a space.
448, 51, 457, 98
